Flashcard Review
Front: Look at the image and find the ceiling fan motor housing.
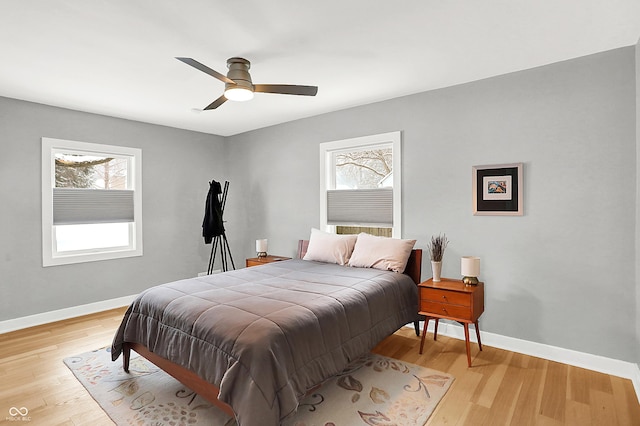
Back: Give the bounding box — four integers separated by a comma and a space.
226, 57, 253, 91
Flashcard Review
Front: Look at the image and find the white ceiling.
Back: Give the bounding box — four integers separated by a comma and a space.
1, 1, 639, 137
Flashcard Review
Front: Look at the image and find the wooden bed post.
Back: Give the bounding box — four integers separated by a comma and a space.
122, 343, 131, 373
406, 249, 423, 336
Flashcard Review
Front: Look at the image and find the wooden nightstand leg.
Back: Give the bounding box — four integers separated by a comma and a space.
419, 318, 429, 354
463, 323, 472, 367
433, 318, 439, 340
474, 321, 482, 351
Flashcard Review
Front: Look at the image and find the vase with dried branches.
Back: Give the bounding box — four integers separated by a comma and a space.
427, 234, 448, 282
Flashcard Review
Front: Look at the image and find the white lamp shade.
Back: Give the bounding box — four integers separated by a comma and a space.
256, 239, 268, 253
461, 256, 480, 277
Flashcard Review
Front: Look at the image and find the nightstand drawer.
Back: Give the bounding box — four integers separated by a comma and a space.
421, 288, 470, 306
421, 301, 472, 321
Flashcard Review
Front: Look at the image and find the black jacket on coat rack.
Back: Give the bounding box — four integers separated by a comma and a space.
202, 180, 224, 244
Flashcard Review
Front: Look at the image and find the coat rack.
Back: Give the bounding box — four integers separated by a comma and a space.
203, 180, 235, 273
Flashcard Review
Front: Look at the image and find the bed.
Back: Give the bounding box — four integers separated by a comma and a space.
111, 237, 422, 425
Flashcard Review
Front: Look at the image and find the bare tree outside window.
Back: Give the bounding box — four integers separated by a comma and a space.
335, 148, 392, 189
55, 154, 128, 189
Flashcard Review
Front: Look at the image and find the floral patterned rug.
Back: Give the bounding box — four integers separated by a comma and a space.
64, 347, 453, 426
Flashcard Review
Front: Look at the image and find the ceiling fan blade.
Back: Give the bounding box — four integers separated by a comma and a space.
254, 84, 318, 96
203, 95, 227, 110
176, 57, 235, 84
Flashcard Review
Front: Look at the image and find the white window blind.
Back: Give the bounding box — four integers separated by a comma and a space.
52, 188, 134, 225
327, 188, 393, 226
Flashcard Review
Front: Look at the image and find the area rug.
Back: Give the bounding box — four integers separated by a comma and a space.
64, 347, 454, 426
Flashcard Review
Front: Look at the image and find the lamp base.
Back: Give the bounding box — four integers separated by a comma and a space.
257, 251, 267, 258
462, 276, 479, 286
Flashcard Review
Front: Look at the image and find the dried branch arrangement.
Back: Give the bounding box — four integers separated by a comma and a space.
428, 234, 449, 262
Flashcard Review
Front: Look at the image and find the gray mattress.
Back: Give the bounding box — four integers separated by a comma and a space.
111, 259, 418, 426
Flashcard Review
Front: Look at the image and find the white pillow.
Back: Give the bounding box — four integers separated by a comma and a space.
348, 233, 416, 273
302, 228, 358, 265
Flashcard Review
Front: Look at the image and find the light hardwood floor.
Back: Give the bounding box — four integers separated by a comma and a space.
373, 328, 640, 426
0, 308, 638, 425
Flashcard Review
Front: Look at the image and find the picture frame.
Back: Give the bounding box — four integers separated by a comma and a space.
472, 163, 523, 216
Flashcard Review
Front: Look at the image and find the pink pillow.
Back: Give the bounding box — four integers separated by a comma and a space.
348, 233, 416, 273
303, 228, 358, 265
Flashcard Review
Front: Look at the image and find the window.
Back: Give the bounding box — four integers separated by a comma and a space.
42, 137, 142, 266
320, 131, 401, 237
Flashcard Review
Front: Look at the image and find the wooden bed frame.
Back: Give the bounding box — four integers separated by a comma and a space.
122, 241, 423, 420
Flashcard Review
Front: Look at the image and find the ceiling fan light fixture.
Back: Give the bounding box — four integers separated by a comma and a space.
224, 86, 254, 102
177, 56, 317, 110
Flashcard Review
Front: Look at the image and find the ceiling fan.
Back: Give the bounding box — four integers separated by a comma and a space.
176, 57, 318, 110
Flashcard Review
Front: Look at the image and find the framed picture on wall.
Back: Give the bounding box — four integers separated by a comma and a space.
472, 163, 523, 216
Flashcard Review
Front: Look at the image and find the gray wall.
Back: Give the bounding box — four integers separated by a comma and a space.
0, 97, 225, 321
225, 47, 638, 363
636, 38, 640, 366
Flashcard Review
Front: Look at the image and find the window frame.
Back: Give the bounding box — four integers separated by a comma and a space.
319, 131, 402, 237
41, 137, 143, 266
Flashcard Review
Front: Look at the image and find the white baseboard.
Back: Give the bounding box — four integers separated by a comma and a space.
632, 364, 640, 405
0, 295, 137, 334
416, 321, 640, 404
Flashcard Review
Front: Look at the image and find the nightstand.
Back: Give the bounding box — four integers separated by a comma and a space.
245, 255, 291, 268
418, 278, 484, 367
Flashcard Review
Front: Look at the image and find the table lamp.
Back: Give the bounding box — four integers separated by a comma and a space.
256, 239, 268, 258
461, 256, 480, 285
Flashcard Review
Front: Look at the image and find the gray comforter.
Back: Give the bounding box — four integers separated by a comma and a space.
111, 259, 418, 426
